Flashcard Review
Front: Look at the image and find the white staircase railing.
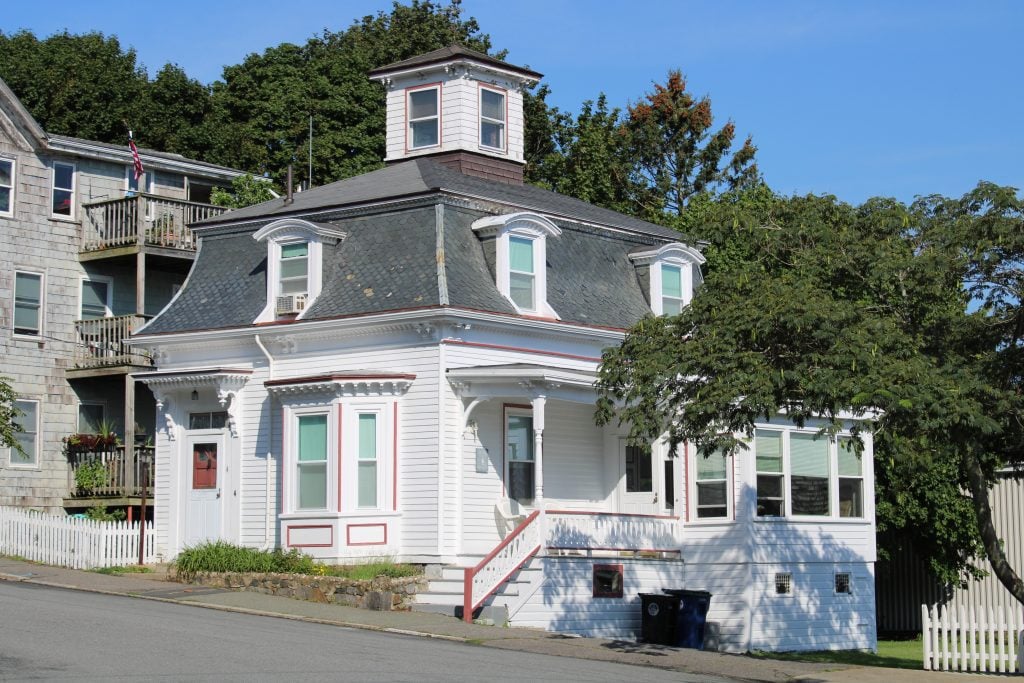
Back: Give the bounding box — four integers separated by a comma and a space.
463, 510, 542, 622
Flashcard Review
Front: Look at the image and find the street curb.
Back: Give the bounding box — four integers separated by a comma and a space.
0, 572, 473, 643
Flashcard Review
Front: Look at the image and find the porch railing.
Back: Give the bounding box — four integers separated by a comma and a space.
546, 510, 681, 555
66, 445, 155, 499
463, 510, 542, 622
82, 194, 229, 252
73, 315, 152, 369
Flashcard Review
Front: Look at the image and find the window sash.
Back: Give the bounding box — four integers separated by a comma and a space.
509, 237, 536, 309
695, 450, 728, 518
81, 280, 109, 319
480, 89, 505, 149
357, 414, 378, 508
14, 272, 42, 335
11, 399, 38, 466
0, 159, 12, 214
625, 444, 653, 493
279, 243, 309, 295
408, 88, 439, 149
507, 414, 534, 502
296, 414, 328, 510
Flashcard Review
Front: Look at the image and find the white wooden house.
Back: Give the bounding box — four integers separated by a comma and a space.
130, 46, 877, 652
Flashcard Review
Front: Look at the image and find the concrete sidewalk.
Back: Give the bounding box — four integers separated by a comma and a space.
0, 557, 980, 682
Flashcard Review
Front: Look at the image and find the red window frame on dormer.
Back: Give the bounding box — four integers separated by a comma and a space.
478, 83, 508, 154
405, 82, 442, 153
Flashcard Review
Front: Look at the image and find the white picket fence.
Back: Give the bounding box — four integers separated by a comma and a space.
922, 602, 1024, 673
0, 506, 156, 569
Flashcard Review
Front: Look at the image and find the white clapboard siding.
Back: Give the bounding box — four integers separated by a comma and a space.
0, 506, 156, 569
922, 602, 1024, 673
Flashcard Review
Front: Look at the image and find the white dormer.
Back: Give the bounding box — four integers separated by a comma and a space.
630, 243, 706, 316
472, 212, 561, 319
369, 45, 541, 176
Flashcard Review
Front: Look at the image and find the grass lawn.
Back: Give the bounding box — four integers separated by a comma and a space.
752, 638, 921, 670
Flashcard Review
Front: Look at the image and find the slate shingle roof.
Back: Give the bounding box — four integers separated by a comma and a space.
142, 158, 690, 336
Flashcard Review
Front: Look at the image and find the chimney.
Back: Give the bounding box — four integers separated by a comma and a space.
368, 45, 542, 185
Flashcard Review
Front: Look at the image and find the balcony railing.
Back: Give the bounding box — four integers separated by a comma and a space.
66, 445, 155, 499
73, 315, 152, 369
82, 194, 229, 252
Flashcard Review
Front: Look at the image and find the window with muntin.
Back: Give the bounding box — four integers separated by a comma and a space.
480, 87, 505, 150
408, 86, 439, 149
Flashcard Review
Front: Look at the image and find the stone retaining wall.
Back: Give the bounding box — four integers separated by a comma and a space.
178, 571, 429, 611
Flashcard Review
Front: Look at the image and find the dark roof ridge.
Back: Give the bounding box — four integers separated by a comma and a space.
368, 44, 542, 81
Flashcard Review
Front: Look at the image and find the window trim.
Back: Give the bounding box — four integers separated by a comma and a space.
478, 84, 507, 152
406, 83, 441, 152
290, 406, 334, 512
689, 448, 734, 522
79, 275, 114, 320
472, 212, 561, 318
0, 157, 15, 217
51, 161, 76, 220
8, 398, 41, 469
13, 269, 45, 338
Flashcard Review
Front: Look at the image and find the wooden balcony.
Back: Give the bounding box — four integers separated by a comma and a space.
66, 445, 155, 502
82, 194, 229, 253
73, 315, 152, 370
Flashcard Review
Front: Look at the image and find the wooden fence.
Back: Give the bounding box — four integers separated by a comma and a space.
922, 602, 1024, 673
0, 506, 155, 569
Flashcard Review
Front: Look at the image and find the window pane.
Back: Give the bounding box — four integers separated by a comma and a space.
757, 474, 784, 516
12, 400, 37, 466
755, 430, 783, 473
509, 237, 534, 273
481, 89, 505, 121
790, 433, 829, 476
662, 264, 682, 298
81, 280, 108, 319
210, 412, 228, 429
281, 243, 308, 258
508, 461, 533, 501
298, 463, 327, 509
358, 462, 377, 507
509, 273, 534, 309
839, 478, 863, 517
625, 445, 652, 492
188, 413, 211, 429
507, 416, 533, 461
481, 121, 504, 148
838, 437, 862, 476
697, 451, 727, 479
79, 404, 104, 433
54, 163, 74, 189
0, 160, 11, 213
279, 258, 308, 280
697, 481, 727, 506
662, 298, 683, 316
409, 89, 437, 118
14, 272, 41, 334
358, 414, 377, 460
298, 414, 327, 461
792, 476, 830, 515
410, 120, 438, 148
0, 160, 11, 186
52, 189, 72, 215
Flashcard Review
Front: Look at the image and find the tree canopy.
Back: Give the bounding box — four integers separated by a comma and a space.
596, 183, 1024, 603
0, 377, 21, 454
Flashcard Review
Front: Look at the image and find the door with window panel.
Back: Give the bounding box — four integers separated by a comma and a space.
619, 440, 659, 514
185, 434, 223, 545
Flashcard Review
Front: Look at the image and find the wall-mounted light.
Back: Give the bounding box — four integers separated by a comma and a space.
191, 390, 199, 401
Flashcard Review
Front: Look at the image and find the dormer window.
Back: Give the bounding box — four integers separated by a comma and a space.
472, 212, 561, 318
253, 218, 346, 323
407, 85, 439, 150
630, 243, 706, 316
480, 86, 506, 150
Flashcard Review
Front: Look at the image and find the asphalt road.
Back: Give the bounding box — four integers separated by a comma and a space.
0, 581, 730, 682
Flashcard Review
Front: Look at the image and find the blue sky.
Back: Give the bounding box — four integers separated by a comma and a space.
5, 1, 1022, 204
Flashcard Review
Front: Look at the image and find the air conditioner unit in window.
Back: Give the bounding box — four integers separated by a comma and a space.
275, 293, 307, 315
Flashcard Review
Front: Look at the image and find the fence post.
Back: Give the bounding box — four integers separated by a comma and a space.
922, 604, 931, 670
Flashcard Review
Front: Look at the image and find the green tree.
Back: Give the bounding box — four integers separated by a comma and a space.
0, 30, 150, 142
0, 377, 22, 454
139, 63, 214, 158
596, 184, 1024, 604
210, 174, 278, 209
625, 70, 758, 220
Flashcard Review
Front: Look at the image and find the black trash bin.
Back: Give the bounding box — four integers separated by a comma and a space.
663, 589, 712, 649
638, 593, 679, 645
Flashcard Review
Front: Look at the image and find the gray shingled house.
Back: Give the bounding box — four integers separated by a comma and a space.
130, 46, 878, 651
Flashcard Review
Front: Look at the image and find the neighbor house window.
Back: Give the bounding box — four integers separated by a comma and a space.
10, 399, 39, 467
0, 158, 14, 216
506, 413, 534, 503
695, 449, 729, 518
480, 87, 506, 150
755, 430, 785, 516
279, 242, 309, 296
357, 413, 379, 508
80, 278, 111, 320
296, 413, 328, 510
661, 264, 684, 316
408, 86, 439, 149
838, 437, 864, 518
508, 236, 535, 310
52, 162, 75, 217
790, 432, 830, 516
14, 271, 43, 336
625, 444, 653, 493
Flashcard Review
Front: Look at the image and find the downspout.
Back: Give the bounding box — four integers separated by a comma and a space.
254, 333, 275, 550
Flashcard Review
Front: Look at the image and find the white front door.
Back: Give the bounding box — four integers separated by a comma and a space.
185, 435, 223, 546
619, 439, 660, 515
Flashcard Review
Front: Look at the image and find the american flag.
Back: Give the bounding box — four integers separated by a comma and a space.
128, 130, 144, 181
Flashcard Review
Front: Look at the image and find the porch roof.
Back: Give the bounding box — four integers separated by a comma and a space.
447, 363, 597, 403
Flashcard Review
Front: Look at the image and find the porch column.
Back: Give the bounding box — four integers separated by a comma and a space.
531, 395, 546, 508
124, 374, 136, 492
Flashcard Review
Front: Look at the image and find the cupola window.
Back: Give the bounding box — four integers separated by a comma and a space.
408, 86, 440, 149
480, 87, 506, 150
